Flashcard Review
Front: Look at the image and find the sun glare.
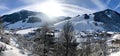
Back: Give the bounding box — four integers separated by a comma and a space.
39, 0, 65, 17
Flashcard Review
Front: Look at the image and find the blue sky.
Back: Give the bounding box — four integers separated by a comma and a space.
0, 0, 120, 16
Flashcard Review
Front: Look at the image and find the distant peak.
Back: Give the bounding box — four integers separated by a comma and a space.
20, 9, 28, 12
104, 9, 113, 11
19, 10, 33, 13
94, 9, 115, 14
103, 9, 113, 13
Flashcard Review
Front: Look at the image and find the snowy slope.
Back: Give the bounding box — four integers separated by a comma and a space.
6, 20, 42, 30
15, 28, 38, 35
0, 42, 28, 56
1, 10, 68, 30
54, 14, 104, 32
109, 50, 120, 56
3, 9, 120, 32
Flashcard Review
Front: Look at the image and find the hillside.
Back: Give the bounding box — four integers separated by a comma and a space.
55, 9, 120, 32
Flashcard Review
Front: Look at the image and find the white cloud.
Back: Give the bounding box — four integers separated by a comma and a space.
114, 3, 120, 10
106, 0, 111, 5
2, 3, 94, 16
19, 0, 44, 4
19, 0, 58, 4
62, 4, 95, 13
2, 0, 95, 16
60, 4, 96, 16
0, 5, 9, 10
91, 0, 107, 10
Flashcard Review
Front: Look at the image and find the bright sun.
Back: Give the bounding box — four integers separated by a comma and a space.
39, 0, 65, 17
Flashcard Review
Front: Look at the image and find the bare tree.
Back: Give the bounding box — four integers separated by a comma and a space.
0, 19, 4, 37
33, 23, 55, 56
0, 19, 10, 44
59, 21, 78, 56
78, 32, 109, 56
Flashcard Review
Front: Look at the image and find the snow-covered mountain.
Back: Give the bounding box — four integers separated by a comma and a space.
1, 9, 120, 32
54, 14, 104, 32
1, 9, 120, 56
1, 10, 68, 30
54, 9, 120, 32
94, 9, 120, 32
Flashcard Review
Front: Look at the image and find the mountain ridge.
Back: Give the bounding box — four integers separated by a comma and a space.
55, 9, 120, 32
0, 10, 69, 30
1, 9, 120, 32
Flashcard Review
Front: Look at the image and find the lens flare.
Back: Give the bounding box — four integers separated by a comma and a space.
39, 0, 66, 17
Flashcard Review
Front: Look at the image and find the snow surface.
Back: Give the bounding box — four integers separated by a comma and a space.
6, 20, 42, 30
109, 51, 120, 56
107, 14, 112, 18
54, 14, 104, 32
112, 34, 120, 40
0, 42, 28, 56
15, 28, 38, 34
